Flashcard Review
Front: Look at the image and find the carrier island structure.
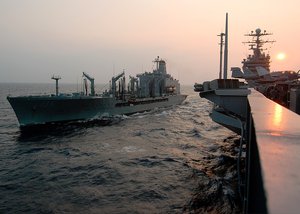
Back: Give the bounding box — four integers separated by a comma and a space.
195, 13, 300, 213
7, 57, 187, 128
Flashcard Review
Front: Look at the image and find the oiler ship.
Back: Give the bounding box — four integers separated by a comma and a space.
7, 57, 187, 127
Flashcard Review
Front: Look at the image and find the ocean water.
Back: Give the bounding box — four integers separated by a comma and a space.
0, 83, 240, 213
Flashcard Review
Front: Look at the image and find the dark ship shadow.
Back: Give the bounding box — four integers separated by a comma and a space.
17, 117, 123, 142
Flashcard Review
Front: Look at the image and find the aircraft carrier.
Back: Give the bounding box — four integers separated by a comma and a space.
7, 57, 187, 127
230, 28, 300, 113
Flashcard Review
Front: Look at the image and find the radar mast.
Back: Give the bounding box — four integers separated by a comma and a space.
242, 28, 275, 72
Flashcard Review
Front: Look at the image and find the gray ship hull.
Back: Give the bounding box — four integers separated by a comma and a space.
7, 94, 187, 127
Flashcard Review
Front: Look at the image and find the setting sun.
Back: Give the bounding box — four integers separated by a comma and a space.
276, 52, 286, 60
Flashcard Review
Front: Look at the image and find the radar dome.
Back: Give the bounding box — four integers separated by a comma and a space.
256, 28, 261, 34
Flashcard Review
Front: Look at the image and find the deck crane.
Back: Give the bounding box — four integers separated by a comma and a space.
111, 71, 125, 96
51, 75, 61, 96
82, 72, 95, 96
129, 75, 138, 93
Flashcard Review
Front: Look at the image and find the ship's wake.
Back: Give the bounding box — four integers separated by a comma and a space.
17, 116, 125, 141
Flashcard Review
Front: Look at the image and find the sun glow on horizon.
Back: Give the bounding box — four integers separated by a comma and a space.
276, 52, 286, 60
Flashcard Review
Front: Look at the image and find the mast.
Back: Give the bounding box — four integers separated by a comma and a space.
223, 13, 228, 79
218, 33, 225, 79
243, 28, 275, 56
153, 56, 166, 74
51, 75, 61, 96
154, 56, 160, 71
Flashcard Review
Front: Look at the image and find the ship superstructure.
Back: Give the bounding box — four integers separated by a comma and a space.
7, 57, 187, 127
231, 29, 300, 112
242, 28, 274, 73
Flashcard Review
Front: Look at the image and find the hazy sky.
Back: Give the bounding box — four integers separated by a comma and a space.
0, 0, 299, 85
